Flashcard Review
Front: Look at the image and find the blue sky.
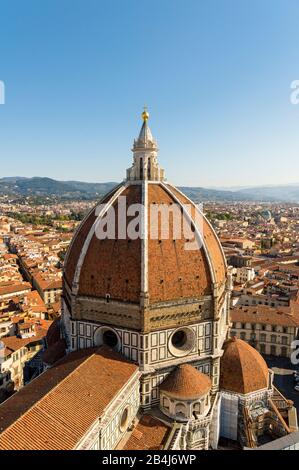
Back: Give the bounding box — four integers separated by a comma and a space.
0, 0, 299, 187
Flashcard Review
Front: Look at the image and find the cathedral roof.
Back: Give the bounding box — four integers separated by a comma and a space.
123, 414, 171, 450
220, 337, 269, 394
160, 364, 212, 400
0, 346, 138, 450
63, 112, 227, 310
64, 182, 226, 304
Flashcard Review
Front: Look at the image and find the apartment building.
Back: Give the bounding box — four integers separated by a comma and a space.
0, 322, 50, 402
230, 303, 299, 358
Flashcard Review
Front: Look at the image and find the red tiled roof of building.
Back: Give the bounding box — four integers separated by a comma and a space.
123, 415, 170, 450
0, 282, 31, 296
0, 322, 50, 357
33, 273, 62, 291
3, 253, 18, 260
0, 336, 31, 355
0, 346, 139, 450
25, 290, 46, 307
18, 322, 33, 330
231, 304, 299, 327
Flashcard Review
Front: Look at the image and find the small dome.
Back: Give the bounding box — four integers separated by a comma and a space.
160, 364, 212, 400
220, 337, 269, 394
261, 210, 272, 221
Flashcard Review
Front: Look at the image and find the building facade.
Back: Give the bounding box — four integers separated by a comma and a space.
230, 304, 299, 357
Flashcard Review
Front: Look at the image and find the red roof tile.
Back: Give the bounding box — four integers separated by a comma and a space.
220, 338, 269, 394
64, 182, 226, 306
0, 346, 138, 450
123, 415, 170, 450
160, 364, 211, 399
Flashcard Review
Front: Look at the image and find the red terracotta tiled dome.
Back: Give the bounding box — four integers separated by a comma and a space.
220, 337, 269, 394
64, 181, 226, 305
160, 364, 212, 399
64, 114, 227, 308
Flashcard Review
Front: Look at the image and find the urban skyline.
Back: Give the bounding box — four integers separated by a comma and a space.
0, 114, 298, 449
1, 0, 299, 454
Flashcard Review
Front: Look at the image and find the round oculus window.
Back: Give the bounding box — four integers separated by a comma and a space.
168, 327, 196, 357
103, 329, 118, 348
120, 406, 130, 432
94, 326, 121, 351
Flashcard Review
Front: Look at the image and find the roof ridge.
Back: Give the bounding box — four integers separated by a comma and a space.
233, 340, 246, 394
160, 182, 217, 285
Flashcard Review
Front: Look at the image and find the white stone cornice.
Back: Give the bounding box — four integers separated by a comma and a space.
140, 180, 148, 308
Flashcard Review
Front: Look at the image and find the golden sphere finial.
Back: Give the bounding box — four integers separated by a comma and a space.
142, 106, 149, 121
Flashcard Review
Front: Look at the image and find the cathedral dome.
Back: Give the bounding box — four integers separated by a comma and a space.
220, 337, 269, 394
64, 112, 226, 309
160, 364, 211, 400
64, 182, 226, 305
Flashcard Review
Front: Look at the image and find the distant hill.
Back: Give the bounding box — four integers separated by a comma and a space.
181, 185, 299, 203
0, 177, 299, 203
234, 185, 299, 203
0, 177, 118, 199
178, 186, 258, 202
